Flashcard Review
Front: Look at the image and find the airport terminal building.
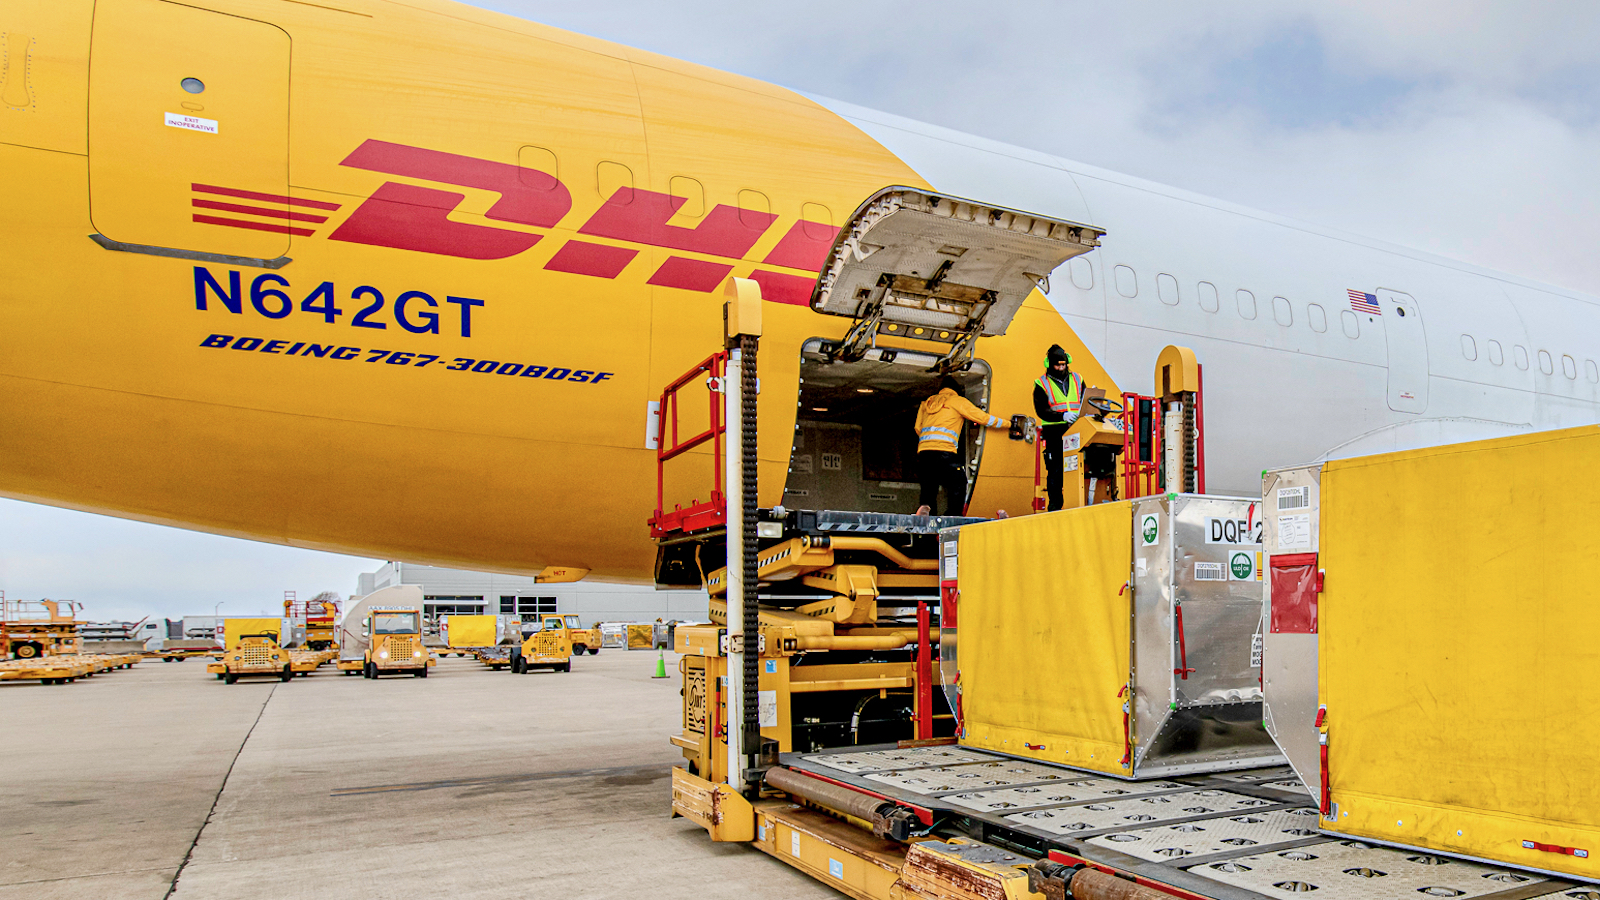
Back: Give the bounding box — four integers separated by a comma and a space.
356, 562, 709, 627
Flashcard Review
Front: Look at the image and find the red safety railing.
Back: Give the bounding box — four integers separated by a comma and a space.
649, 351, 729, 538
1122, 391, 1162, 500
284, 591, 339, 625
1194, 364, 1207, 494
1032, 437, 1046, 512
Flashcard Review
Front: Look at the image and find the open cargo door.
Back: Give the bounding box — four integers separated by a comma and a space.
811, 188, 1104, 373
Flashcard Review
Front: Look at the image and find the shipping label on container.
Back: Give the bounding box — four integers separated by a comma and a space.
1195, 562, 1225, 581
1277, 485, 1311, 510
1206, 516, 1263, 545
1278, 513, 1312, 550
1250, 631, 1263, 668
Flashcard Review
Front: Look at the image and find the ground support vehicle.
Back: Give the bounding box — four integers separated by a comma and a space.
567, 618, 602, 655
207, 618, 294, 684
658, 236, 1599, 896
667, 493, 1600, 898
283, 593, 341, 651
1, 598, 84, 660
357, 607, 434, 679
509, 615, 574, 673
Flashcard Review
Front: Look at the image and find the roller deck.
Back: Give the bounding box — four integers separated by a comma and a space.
771, 744, 1591, 900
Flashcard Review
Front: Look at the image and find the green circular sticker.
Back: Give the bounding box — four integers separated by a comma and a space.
1142, 515, 1158, 544
1230, 551, 1254, 580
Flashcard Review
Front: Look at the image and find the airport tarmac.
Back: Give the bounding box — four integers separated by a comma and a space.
0, 653, 843, 899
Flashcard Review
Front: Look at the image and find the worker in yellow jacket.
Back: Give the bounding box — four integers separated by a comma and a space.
913, 377, 1011, 516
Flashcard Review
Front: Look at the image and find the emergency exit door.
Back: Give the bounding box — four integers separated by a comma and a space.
1376, 289, 1429, 414
89, 0, 290, 260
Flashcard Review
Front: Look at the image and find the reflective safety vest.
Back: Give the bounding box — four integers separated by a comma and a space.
1035, 372, 1084, 423
915, 389, 1002, 453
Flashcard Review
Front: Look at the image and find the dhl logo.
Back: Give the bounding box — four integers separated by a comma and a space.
194, 140, 833, 305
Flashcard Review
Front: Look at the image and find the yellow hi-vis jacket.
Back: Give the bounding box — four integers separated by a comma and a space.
915, 389, 1003, 454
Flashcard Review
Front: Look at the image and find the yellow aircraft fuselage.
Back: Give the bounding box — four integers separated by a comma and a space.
0, 0, 1113, 579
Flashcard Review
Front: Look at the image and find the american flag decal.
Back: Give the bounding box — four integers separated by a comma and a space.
191, 183, 342, 237
1348, 289, 1381, 315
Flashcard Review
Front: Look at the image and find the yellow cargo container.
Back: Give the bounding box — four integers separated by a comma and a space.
1265, 425, 1600, 881
443, 614, 496, 649
219, 617, 283, 650
953, 495, 1279, 778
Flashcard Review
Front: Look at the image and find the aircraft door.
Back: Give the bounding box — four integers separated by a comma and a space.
1376, 289, 1428, 413
89, 0, 291, 261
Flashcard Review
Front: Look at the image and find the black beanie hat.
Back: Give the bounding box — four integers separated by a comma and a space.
1047, 344, 1071, 366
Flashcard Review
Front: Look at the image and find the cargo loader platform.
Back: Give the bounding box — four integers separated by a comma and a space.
740, 744, 1587, 900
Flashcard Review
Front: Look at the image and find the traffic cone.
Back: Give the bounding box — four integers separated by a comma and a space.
652, 650, 668, 679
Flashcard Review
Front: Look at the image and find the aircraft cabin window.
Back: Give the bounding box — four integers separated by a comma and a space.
669, 176, 705, 218
1460, 335, 1477, 361
1487, 340, 1504, 365
1513, 345, 1529, 370
597, 160, 634, 202
518, 146, 559, 190
1069, 256, 1094, 290
738, 189, 771, 229
1114, 265, 1137, 298
1340, 309, 1359, 339
1236, 289, 1257, 320
1197, 281, 1219, 312
181, 77, 206, 94
1308, 303, 1327, 333
1272, 296, 1292, 327
1562, 354, 1577, 379
801, 202, 834, 240
1157, 273, 1179, 306
1538, 350, 1553, 376
1587, 359, 1599, 383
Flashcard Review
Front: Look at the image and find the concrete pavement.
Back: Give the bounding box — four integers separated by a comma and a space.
0, 651, 842, 899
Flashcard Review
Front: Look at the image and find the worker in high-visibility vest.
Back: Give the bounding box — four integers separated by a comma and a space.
1033, 344, 1088, 511
913, 376, 1011, 516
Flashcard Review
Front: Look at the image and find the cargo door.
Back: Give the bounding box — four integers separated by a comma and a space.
811, 188, 1103, 372
89, 0, 291, 261
1376, 289, 1428, 413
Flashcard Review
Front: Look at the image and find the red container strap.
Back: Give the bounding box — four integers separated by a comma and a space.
1174, 604, 1196, 679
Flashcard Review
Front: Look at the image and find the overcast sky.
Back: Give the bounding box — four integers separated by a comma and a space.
9, 1, 1598, 624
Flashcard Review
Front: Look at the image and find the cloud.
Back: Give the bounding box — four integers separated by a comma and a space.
475, 0, 1600, 293
0, 500, 380, 623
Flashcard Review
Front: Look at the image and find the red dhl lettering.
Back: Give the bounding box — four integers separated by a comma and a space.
210, 139, 841, 304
